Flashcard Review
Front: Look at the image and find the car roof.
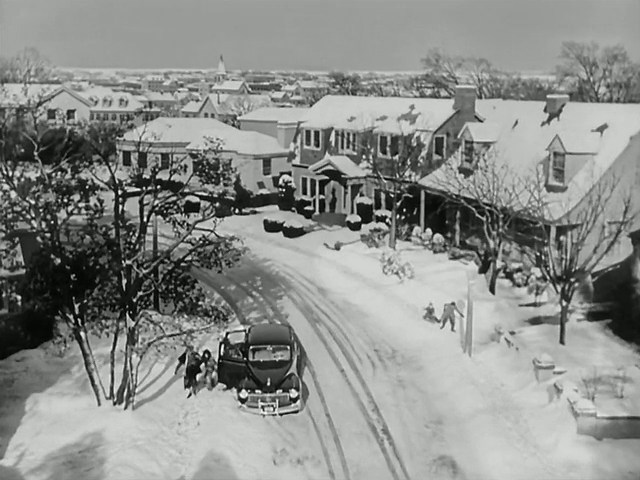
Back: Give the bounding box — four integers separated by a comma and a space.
247, 323, 292, 346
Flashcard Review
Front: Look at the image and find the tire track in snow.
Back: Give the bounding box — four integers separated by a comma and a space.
227, 263, 412, 480
192, 267, 343, 480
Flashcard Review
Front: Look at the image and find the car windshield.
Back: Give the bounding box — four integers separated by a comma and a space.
249, 345, 291, 363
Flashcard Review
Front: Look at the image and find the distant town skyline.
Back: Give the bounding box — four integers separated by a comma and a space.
1, 0, 639, 73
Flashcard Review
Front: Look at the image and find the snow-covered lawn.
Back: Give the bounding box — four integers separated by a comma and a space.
2, 206, 640, 480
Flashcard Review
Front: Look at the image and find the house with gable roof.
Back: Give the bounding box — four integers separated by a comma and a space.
211, 80, 251, 95
293, 86, 482, 216
116, 117, 292, 193
419, 94, 640, 268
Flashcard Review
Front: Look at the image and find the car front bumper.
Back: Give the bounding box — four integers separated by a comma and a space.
239, 394, 301, 415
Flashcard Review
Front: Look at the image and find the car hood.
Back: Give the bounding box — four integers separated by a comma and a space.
247, 362, 290, 390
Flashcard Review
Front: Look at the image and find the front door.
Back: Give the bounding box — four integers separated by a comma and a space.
218, 328, 248, 388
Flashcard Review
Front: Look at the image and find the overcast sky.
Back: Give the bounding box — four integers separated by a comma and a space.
1, 0, 638, 72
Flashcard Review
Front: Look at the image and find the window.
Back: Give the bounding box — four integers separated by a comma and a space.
550, 151, 565, 184
111, 113, 117, 121
204, 113, 209, 118
90, 113, 95, 121
433, 135, 446, 157
304, 129, 321, 150
336, 130, 357, 153
138, 152, 147, 168
66, 109, 76, 121
301, 177, 309, 196
378, 134, 399, 157
309, 178, 317, 197
122, 151, 131, 166
463, 140, 475, 165
262, 158, 272, 176
160, 153, 170, 169
47, 109, 57, 120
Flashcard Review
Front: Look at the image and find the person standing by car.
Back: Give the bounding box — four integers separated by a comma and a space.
175, 345, 202, 398
439, 301, 464, 332
200, 349, 218, 391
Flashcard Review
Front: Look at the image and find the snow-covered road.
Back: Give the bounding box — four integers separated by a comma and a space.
191, 222, 565, 480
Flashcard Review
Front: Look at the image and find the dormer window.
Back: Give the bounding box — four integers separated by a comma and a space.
378, 134, 399, 158
336, 130, 357, 154
304, 129, 321, 150
550, 151, 565, 184
433, 135, 446, 158
462, 139, 475, 165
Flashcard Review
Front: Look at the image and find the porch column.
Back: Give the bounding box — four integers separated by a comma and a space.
454, 207, 461, 247
347, 184, 352, 215
314, 179, 320, 214
419, 189, 426, 231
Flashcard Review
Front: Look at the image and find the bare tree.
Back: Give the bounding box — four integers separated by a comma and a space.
0, 47, 51, 84
425, 146, 538, 295
421, 48, 505, 99
557, 41, 640, 103
529, 174, 637, 345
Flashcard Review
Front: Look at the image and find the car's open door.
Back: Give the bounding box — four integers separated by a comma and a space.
218, 327, 248, 388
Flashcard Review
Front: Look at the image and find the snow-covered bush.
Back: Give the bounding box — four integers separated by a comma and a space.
263, 216, 285, 233
282, 220, 306, 238
431, 233, 447, 253
295, 196, 313, 214
302, 205, 315, 219
374, 209, 392, 225
277, 174, 296, 211
360, 224, 388, 248
346, 214, 362, 231
355, 196, 374, 224
370, 222, 389, 233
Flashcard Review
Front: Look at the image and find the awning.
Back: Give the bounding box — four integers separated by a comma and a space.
308, 154, 367, 178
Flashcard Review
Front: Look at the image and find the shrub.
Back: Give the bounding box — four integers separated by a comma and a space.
277, 175, 296, 211
355, 196, 374, 223
295, 196, 314, 214
302, 205, 315, 219
346, 214, 362, 231
432, 233, 447, 253
282, 220, 306, 238
374, 209, 392, 224
263, 217, 285, 233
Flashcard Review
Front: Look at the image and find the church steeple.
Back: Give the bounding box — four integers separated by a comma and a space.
217, 55, 226, 75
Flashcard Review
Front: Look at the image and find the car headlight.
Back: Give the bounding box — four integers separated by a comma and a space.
238, 389, 248, 402
289, 388, 299, 400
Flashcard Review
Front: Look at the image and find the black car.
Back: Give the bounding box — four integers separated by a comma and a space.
217, 323, 303, 415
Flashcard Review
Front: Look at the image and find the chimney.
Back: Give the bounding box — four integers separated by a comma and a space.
545, 94, 569, 116
453, 85, 476, 114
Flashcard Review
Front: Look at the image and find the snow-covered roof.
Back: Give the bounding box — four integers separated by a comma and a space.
459, 121, 501, 143
420, 99, 640, 222
550, 131, 602, 154
0, 83, 60, 107
301, 95, 458, 134
211, 80, 249, 93
270, 91, 290, 100
121, 117, 236, 144
119, 117, 288, 158
180, 100, 203, 113
238, 107, 309, 124
187, 130, 289, 157
141, 91, 176, 103
309, 154, 367, 178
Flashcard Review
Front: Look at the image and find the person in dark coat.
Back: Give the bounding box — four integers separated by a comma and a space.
440, 301, 464, 332
175, 345, 202, 398
200, 349, 218, 391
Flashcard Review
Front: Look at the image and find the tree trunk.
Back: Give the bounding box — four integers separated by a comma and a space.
487, 243, 503, 296
559, 296, 570, 345
389, 183, 398, 250
114, 327, 136, 408
108, 314, 122, 400
454, 207, 461, 248
72, 327, 102, 407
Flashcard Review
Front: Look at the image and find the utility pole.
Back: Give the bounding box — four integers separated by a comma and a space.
152, 212, 160, 311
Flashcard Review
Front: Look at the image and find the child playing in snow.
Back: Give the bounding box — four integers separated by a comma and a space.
439, 301, 464, 332
175, 345, 202, 398
423, 302, 437, 322
200, 349, 218, 391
